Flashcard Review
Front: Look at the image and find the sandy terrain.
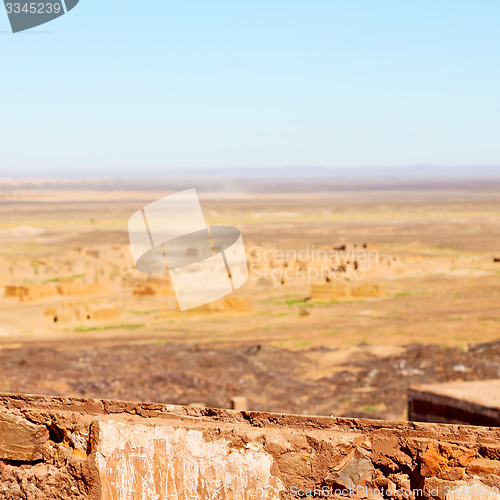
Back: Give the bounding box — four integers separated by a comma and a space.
0, 177, 499, 420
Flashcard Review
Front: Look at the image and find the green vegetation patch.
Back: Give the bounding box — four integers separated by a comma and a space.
74, 323, 144, 333
44, 274, 86, 283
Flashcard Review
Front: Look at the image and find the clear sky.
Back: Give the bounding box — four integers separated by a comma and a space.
1, 1, 499, 177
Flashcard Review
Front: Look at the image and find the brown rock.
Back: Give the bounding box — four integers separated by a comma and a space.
440, 467, 466, 481
421, 444, 449, 477
423, 477, 464, 500
0, 412, 49, 461
419, 441, 475, 479
440, 442, 476, 467
324, 447, 375, 490
372, 429, 412, 471
479, 444, 500, 461
467, 458, 500, 476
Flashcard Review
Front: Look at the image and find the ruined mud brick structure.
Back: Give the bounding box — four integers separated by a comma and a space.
409, 380, 500, 427
1, 393, 500, 499
310, 282, 385, 301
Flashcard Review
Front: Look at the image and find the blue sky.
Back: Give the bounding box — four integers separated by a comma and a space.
1, 1, 499, 177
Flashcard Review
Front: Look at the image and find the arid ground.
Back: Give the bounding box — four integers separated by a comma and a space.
0, 177, 499, 420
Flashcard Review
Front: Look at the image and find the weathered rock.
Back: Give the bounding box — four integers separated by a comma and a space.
0, 411, 49, 461
325, 447, 375, 490
467, 458, 500, 476
0, 393, 499, 499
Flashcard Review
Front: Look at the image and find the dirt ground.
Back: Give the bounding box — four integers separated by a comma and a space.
0, 177, 499, 420
1, 340, 500, 420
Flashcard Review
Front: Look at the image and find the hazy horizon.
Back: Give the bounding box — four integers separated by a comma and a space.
1, 164, 499, 180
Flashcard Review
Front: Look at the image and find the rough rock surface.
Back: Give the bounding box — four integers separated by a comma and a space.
0, 393, 499, 499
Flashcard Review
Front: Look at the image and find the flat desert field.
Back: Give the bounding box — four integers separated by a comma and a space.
0, 177, 499, 420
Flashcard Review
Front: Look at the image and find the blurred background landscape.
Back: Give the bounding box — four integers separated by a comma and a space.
0, 172, 498, 420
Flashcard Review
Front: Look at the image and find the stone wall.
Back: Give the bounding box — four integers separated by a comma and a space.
1, 393, 499, 499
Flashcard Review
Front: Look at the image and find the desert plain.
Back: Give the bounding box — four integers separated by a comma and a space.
0, 176, 499, 421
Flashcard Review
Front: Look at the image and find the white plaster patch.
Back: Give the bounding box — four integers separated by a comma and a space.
95, 418, 284, 500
